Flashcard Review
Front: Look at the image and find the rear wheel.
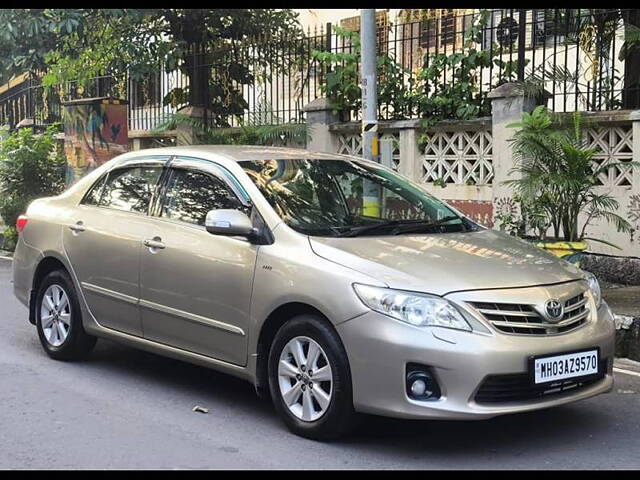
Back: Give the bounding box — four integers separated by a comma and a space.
35, 270, 96, 360
268, 314, 357, 440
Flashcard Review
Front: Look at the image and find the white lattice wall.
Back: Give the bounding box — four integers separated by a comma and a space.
582, 124, 637, 254
336, 133, 363, 157
585, 125, 634, 188
336, 131, 400, 170
421, 130, 494, 185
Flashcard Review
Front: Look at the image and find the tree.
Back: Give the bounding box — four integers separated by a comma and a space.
621, 9, 640, 109
0, 9, 303, 127
0, 9, 84, 83
157, 9, 301, 115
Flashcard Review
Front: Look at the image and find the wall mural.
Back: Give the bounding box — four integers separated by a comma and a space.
492, 196, 519, 230
62, 98, 128, 184
448, 199, 494, 227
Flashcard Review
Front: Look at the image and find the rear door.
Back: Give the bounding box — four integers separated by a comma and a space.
63, 157, 168, 336
139, 157, 257, 365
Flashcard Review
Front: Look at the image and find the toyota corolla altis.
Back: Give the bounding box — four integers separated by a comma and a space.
12, 146, 615, 439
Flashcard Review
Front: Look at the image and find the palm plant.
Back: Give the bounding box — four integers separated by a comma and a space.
506, 105, 636, 247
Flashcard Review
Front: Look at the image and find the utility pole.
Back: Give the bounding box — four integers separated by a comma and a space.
361, 9, 378, 162
360, 9, 381, 216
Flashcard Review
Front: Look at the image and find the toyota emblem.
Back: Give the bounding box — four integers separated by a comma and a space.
544, 299, 564, 322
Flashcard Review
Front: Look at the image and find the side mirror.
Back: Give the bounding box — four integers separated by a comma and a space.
205, 209, 256, 238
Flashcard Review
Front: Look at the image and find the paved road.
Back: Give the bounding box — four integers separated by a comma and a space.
1, 259, 639, 469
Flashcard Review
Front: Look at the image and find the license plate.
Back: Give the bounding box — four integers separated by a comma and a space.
531, 348, 599, 385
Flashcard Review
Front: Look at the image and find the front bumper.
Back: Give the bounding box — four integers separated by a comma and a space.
337, 301, 615, 420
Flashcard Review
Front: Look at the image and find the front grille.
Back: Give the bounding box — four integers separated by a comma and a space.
470, 292, 589, 335
474, 359, 608, 404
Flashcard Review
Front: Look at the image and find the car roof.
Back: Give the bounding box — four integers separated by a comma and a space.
123, 145, 354, 163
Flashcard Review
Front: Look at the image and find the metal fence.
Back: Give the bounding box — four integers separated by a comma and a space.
0, 76, 58, 130
0, 9, 638, 131
331, 8, 638, 120
0, 73, 122, 130
183, 30, 328, 128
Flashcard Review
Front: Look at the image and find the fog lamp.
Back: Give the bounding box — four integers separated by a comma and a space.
406, 365, 441, 401
410, 379, 427, 397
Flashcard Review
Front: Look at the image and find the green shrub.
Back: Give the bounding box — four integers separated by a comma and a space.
0, 124, 67, 230
311, 11, 522, 127
1, 226, 17, 252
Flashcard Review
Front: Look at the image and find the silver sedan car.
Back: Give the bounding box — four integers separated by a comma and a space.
12, 146, 615, 439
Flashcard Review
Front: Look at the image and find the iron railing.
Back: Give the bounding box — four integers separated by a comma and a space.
0, 9, 638, 131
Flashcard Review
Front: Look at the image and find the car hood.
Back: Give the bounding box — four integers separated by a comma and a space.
309, 229, 584, 295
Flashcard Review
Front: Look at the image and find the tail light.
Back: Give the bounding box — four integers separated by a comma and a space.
16, 215, 28, 233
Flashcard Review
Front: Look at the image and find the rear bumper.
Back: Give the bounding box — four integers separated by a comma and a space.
12, 237, 43, 316
337, 301, 615, 420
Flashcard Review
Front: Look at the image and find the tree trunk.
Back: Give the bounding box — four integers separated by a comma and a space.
184, 44, 211, 110
622, 9, 640, 109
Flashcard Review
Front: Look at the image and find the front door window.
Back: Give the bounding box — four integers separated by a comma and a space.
161, 169, 249, 225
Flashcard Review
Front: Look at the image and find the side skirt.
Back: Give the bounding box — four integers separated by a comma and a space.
84, 319, 256, 385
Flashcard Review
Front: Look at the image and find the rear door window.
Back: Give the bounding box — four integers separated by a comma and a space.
97, 166, 163, 214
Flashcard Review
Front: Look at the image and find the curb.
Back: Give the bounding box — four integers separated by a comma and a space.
614, 367, 640, 378
614, 357, 640, 374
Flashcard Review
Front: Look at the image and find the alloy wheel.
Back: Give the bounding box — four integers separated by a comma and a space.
278, 336, 333, 422
40, 284, 71, 347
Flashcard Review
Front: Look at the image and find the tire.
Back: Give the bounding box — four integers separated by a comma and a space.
35, 269, 97, 361
268, 314, 358, 440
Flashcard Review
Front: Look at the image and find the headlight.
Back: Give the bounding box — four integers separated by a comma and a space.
353, 284, 472, 331
585, 272, 602, 308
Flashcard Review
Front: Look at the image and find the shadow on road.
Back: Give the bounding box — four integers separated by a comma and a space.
83, 337, 610, 454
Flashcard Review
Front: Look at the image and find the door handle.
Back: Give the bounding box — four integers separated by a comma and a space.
143, 237, 165, 250
69, 221, 86, 233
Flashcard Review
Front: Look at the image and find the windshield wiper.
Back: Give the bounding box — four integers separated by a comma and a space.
390, 215, 465, 235
333, 219, 405, 237
334, 216, 462, 237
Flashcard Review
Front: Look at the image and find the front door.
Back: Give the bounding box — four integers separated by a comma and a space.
63, 159, 166, 336
139, 158, 257, 365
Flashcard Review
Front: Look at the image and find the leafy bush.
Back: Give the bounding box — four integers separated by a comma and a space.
414, 10, 524, 144
311, 26, 416, 121
1, 226, 17, 252
311, 11, 522, 129
0, 125, 67, 244
311, 26, 363, 120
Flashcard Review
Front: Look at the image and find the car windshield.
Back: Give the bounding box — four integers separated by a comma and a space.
239, 158, 475, 237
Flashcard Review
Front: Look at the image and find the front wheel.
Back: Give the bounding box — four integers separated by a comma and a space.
268, 315, 357, 440
35, 270, 97, 360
